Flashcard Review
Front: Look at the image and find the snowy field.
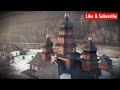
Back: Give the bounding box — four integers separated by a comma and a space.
9, 49, 42, 79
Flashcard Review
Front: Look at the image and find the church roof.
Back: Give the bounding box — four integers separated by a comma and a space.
59, 13, 74, 29
82, 34, 97, 52
57, 52, 81, 60
32, 62, 59, 79
28, 52, 102, 79
82, 42, 97, 52
56, 59, 102, 79
64, 52, 81, 60
28, 52, 51, 68
56, 59, 70, 75
99, 55, 112, 67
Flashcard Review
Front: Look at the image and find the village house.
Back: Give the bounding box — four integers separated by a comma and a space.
0, 44, 20, 62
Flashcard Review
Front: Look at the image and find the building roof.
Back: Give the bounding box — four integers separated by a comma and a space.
28, 52, 102, 79
99, 55, 112, 67
63, 52, 81, 60
2, 44, 20, 52
82, 34, 97, 52
71, 60, 102, 78
32, 62, 59, 79
56, 59, 102, 79
28, 52, 51, 68
56, 59, 69, 75
59, 13, 74, 29
82, 42, 97, 52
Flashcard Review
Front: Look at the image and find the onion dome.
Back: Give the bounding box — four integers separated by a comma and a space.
82, 34, 97, 52
59, 13, 74, 29
43, 34, 53, 48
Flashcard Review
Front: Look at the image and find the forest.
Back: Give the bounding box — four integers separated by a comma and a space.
0, 11, 120, 47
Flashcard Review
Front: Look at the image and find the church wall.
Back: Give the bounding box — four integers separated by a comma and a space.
64, 47, 73, 54
65, 38, 74, 44
41, 54, 51, 61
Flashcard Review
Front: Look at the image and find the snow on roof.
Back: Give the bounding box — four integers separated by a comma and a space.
32, 62, 59, 79
11, 49, 43, 72
60, 73, 71, 79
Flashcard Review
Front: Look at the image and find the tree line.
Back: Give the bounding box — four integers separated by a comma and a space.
0, 11, 119, 47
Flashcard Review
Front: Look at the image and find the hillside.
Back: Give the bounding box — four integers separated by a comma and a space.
0, 11, 120, 46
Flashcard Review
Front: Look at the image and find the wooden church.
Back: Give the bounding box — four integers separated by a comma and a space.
27, 13, 112, 79
56, 13, 76, 55
80, 34, 99, 72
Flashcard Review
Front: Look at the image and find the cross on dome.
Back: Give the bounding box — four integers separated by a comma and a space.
46, 34, 50, 38
64, 13, 69, 19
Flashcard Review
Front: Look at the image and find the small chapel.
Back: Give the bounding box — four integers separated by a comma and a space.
28, 13, 112, 79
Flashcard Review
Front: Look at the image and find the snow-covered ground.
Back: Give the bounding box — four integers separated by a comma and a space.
9, 49, 42, 78
110, 58, 120, 78
99, 58, 120, 79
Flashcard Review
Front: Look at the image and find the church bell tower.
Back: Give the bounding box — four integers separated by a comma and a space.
41, 34, 53, 61
56, 13, 77, 55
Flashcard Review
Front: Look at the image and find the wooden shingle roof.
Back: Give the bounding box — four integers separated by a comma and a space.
82, 42, 97, 52
32, 62, 59, 79
99, 55, 112, 67
28, 52, 51, 68
63, 52, 81, 60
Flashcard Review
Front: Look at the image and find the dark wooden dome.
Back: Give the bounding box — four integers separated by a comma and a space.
82, 34, 97, 52
43, 34, 53, 48
82, 42, 97, 52
59, 13, 74, 29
